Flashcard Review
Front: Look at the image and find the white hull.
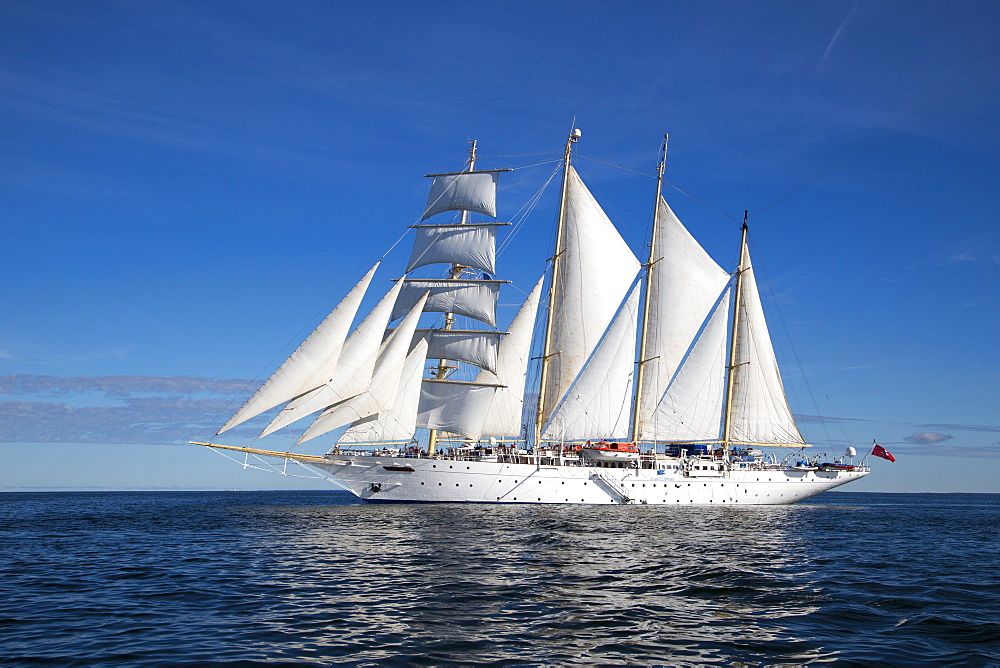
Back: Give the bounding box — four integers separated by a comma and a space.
312, 455, 869, 505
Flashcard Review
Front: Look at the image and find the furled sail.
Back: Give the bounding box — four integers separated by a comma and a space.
422, 171, 499, 220
416, 380, 499, 440
406, 223, 502, 274
648, 290, 731, 442
216, 264, 378, 435
475, 276, 544, 438
391, 279, 503, 327
635, 198, 731, 440
417, 329, 503, 374
540, 166, 640, 429
337, 338, 428, 444
259, 278, 404, 437
295, 293, 428, 444
729, 247, 805, 445
542, 279, 641, 441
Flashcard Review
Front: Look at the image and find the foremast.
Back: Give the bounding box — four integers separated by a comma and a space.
428, 140, 479, 456
534, 128, 580, 447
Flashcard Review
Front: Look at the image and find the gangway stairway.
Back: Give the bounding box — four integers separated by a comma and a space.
589, 469, 634, 504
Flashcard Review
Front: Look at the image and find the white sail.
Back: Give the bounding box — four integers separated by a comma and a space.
416, 380, 499, 440
423, 171, 499, 220
542, 279, 641, 441
391, 279, 502, 327
406, 223, 500, 274
259, 278, 404, 437
729, 248, 805, 445
418, 330, 502, 374
475, 276, 544, 438
541, 166, 641, 428
337, 338, 428, 444
295, 293, 428, 444
648, 289, 731, 442
217, 264, 378, 435
636, 198, 731, 440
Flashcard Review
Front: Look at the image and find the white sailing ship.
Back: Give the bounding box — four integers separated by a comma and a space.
195, 130, 869, 504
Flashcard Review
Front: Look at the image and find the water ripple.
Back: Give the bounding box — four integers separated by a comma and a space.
1, 491, 998, 665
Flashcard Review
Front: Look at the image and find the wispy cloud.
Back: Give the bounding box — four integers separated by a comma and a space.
916, 423, 1000, 434
904, 431, 953, 445
818, 0, 860, 72
0, 375, 262, 445
0, 374, 256, 398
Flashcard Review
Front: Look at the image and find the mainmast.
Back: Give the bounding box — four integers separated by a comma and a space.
721, 212, 750, 458
427, 139, 478, 456
534, 128, 580, 446
630, 134, 668, 443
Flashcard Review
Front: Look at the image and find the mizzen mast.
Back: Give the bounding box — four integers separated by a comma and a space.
721, 212, 750, 458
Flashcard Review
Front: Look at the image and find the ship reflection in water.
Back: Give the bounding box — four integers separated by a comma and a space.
244, 500, 837, 664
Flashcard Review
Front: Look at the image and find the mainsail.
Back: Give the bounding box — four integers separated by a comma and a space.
634, 198, 730, 441
728, 245, 805, 445
539, 166, 641, 433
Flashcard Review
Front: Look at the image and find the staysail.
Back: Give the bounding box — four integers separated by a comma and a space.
647, 290, 731, 442
295, 292, 428, 444
475, 276, 544, 438
259, 278, 404, 437
337, 338, 429, 444
542, 279, 642, 441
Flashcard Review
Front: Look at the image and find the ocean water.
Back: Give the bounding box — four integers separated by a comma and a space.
1, 491, 997, 666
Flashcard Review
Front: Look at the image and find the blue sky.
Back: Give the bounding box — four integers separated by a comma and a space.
2, 0, 997, 492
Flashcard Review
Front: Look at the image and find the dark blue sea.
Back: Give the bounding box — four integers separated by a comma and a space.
1, 491, 998, 666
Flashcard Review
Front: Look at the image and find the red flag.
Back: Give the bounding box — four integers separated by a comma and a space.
872, 442, 896, 462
